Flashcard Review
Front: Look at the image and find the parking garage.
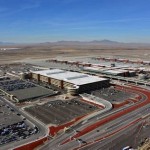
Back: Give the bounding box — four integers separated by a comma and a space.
31, 69, 109, 93
0, 79, 56, 102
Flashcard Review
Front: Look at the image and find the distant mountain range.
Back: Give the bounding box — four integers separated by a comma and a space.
39, 40, 150, 47
1, 40, 150, 47
41, 40, 121, 45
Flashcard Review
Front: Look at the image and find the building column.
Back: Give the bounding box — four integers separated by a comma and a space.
37, 74, 40, 81
48, 77, 51, 85
60, 80, 63, 89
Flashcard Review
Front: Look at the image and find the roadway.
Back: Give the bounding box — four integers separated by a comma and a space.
38, 84, 150, 150
79, 105, 150, 150
39, 103, 150, 150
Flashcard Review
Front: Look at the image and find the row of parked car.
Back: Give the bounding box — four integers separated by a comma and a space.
0, 121, 38, 145
0, 79, 24, 86
1, 81, 36, 92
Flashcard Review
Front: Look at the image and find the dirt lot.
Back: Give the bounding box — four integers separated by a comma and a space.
0, 44, 150, 64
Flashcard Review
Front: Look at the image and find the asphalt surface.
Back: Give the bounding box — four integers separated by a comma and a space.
24, 99, 99, 125
0, 79, 55, 102
38, 85, 149, 150
0, 96, 47, 150
80, 105, 150, 150
91, 86, 137, 102
39, 104, 150, 150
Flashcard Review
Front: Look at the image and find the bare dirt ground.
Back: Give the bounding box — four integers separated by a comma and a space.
0, 44, 150, 64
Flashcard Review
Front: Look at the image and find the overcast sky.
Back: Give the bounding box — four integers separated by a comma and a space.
0, 0, 150, 43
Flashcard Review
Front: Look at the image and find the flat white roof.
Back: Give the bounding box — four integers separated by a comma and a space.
84, 67, 101, 71
143, 61, 150, 63
103, 69, 128, 74
117, 58, 128, 61
103, 70, 122, 74
32, 69, 108, 85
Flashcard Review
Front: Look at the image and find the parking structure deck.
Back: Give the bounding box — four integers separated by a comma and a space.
0, 80, 35, 92
24, 99, 100, 125
0, 79, 56, 102
91, 86, 137, 103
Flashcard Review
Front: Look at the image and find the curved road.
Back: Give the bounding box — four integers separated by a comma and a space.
38, 85, 150, 150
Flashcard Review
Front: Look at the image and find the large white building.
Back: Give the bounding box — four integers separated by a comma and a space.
31, 69, 109, 93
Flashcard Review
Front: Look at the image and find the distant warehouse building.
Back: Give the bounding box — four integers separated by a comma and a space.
31, 69, 109, 93
83, 67, 136, 77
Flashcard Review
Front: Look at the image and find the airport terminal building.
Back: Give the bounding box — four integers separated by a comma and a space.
31, 69, 109, 93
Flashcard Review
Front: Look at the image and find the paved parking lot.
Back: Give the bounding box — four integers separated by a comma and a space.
25, 99, 100, 125
0, 79, 35, 92
91, 86, 137, 102
0, 79, 56, 102
0, 63, 40, 75
0, 100, 21, 128
0, 99, 38, 146
31, 80, 65, 94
